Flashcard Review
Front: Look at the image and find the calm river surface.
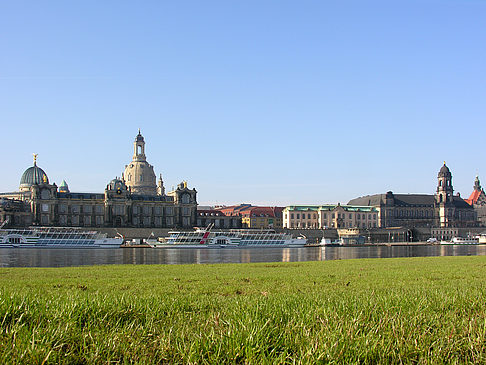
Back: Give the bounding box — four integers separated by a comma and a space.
1, 245, 486, 268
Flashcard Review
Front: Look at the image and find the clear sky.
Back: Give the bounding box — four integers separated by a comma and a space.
1, 0, 485, 206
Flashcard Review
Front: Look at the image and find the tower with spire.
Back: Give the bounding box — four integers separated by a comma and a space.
436, 162, 453, 203
435, 162, 455, 227
123, 130, 158, 196
157, 174, 165, 196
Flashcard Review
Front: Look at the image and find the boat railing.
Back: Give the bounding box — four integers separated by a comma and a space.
0, 226, 105, 240
163, 229, 298, 245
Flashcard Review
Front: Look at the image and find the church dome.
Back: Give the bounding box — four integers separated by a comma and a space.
108, 178, 126, 191
438, 163, 451, 177
19, 160, 49, 191
123, 131, 157, 196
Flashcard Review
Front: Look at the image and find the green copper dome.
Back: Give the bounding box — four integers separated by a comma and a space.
19, 162, 49, 189
58, 179, 69, 193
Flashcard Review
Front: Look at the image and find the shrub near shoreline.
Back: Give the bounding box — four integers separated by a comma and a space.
1, 256, 486, 364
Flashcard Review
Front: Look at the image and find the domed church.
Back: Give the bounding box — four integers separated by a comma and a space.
19, 154, 49, 192
124, 130, 158, 196
0, 132, 197, 228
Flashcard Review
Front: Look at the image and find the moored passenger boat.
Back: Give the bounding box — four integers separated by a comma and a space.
320, 238, 342, 246
440, 236, 479, 245
0, 227, 123, 248
154, 226, 307, 248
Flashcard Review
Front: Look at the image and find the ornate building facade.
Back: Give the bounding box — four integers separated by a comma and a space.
348, 163, 477, 228
283, 204, 379, 229
0, 131, 197, 228
465, 176, 486, 227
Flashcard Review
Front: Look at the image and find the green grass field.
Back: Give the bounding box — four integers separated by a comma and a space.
1, 256, 486, 364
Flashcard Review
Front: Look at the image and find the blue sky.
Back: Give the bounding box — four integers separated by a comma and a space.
1, 1, 485, 206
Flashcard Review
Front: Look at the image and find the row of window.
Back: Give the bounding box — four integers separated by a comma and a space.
393, 210, 433, 218
43, 206, 192, 217
242, 218, 278, 222
391, 209, 474, 220
126, 174, 146, 182
45, 215, 180, 227
57, 215, 104, 226
286, 213, 377, 220
55, 205, 181, 216
288, 222, 377, 229
58, 205, 104, 214
197, 219, 240, 228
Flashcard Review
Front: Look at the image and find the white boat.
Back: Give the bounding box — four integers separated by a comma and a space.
0, 227, 123, 248
320, 238, 342, 246
154, 227, 307, 248
440, 237, 479, 245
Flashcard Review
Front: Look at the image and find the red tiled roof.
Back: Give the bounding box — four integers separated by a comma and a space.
465, 190, 482, 205
240, 206, 285, 218
217, 204, 252, 216
216, 205, 284, 218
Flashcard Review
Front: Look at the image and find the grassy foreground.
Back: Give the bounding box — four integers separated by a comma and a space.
1, 257, 486, 364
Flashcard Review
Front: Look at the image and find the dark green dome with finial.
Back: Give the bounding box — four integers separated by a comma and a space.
438, 162, 451, 177
19, 155, 49, 191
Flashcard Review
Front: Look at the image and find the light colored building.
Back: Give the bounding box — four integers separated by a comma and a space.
283, 204, 380, 229
240, 207, 283, 229
0, 131, 197, 228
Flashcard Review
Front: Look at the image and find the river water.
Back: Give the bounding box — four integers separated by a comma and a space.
1, 244, 486, 268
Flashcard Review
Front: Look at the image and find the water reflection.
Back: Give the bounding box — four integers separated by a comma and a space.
1, 245, 486, 268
